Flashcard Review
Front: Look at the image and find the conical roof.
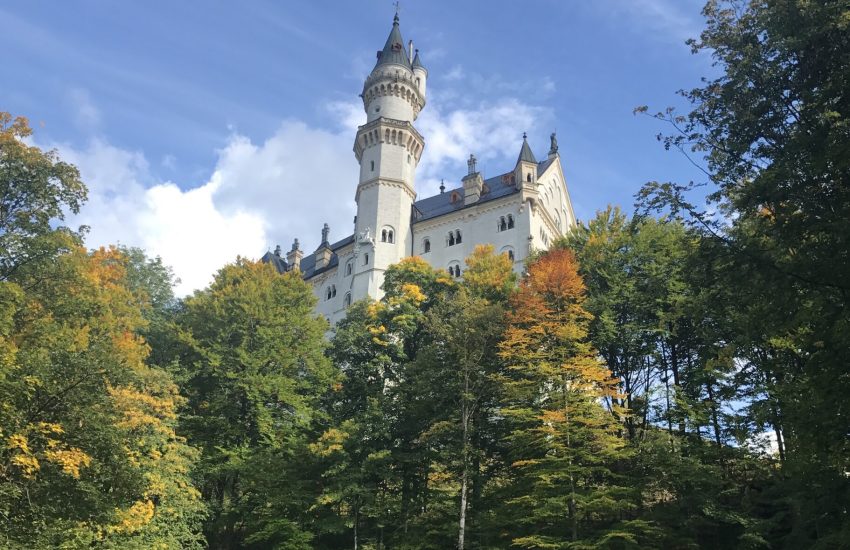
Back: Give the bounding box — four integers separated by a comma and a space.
517, 133, 537, 164
374, 14, 411, 70
412, 49, 425, 71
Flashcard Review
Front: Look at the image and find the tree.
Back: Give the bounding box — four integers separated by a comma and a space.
497, 248, 648, 547
0, 113, 86, 282
637, 0, 850, 543
0, 247, 205, 549
172, 259, 332, 549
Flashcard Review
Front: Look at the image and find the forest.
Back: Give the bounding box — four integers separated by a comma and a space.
1, 1, 848, 548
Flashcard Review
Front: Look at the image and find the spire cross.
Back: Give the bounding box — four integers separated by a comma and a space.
393, 1, 400, 18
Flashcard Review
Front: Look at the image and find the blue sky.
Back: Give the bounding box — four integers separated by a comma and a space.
1, 0, 713, 293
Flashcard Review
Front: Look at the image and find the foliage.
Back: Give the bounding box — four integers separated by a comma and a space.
171, 258, 332, 548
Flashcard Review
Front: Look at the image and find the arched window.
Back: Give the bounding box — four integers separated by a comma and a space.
423, 238, 431, 253
370, 160, 375, 171
448, 263, 461, 278
345, 260, 353, 276
363, 253, 369, 265
388, 230, 394, 243
499, 217, 507, 231
455, 230, 462, 244
507, 214, 515, 229
326, 285, 336, 300
344, 292, 351, 308
332, 286, 337, 298
501, 246, 515, 262
526, 173, 532, 182
448, 232, 455, 246
508, 250, 514, 261
326, 287, 332, 300
450, 191, 461, 204
381, 229, 387, 242
381, 226, 395, 244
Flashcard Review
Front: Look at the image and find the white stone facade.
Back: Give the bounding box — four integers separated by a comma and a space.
262, 16, 576, 324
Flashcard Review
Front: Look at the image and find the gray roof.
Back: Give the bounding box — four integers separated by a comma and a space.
374, 15, 411, 71
412, 49, 424, 71
260, 250, 288, 274
517, 135, 537, 164
413, 172, 517, 223
300, 234, 355, 279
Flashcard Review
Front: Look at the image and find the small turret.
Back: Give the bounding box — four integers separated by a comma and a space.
514, 132, 538, 189
412, 48, 427, 96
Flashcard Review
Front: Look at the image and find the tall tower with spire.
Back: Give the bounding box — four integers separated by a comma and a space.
351, 14, 427, 300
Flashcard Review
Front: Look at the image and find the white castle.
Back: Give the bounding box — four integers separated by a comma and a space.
262, 14, 576, 324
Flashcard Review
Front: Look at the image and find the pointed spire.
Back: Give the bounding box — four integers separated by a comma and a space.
412, 48, 424, 70
517, 132, 537, 164
374, 13, 412, 70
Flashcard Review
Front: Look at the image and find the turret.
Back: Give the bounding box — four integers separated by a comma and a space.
514, 132, 538, 189
361, 14, 426, 123
412, 48, 427, 97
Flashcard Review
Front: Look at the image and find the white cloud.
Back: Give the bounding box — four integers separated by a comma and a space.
57, 139, 267, 295
416, 98, 551, 196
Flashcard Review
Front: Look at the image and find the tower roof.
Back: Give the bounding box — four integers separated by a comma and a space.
517, 133, 537, 164
412, 48, 425, 71
374, 14, 412, 70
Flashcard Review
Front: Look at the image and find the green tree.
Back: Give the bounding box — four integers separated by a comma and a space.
497, 248, 649, 548
0, 113, 86, 282
173, 259, 332, 549
637, 0, 850, 543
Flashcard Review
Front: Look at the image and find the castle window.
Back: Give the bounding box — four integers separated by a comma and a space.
450, 191, 461, 204
448, 263, 462, 278
345, 260, 353, 277
508, 214, 515, 229
501, 246, 515, 262
498, 216, 507, 232
455, 230, 462, 244
371, 160, 375, 172
423, 238, 431, 253
326, 285, 337, 301
448, 232, 455, 246
381, 226, 395, 244
363, 253, 369, 265
527, 173, 532, 182
344, 292, 351, 308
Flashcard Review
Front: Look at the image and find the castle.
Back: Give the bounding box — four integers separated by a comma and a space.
262, 14, 576, 324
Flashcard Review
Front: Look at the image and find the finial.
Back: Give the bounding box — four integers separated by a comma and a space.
522, 131, 527, 140
439, 179, 445, 193
467, 154, 477, 175
274, 244, 282, 257
393, 1, 400, 23
291, 238, 300, 252
321, 223, 330, 245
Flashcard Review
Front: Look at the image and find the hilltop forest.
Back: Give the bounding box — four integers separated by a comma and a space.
1, 1, 848, 548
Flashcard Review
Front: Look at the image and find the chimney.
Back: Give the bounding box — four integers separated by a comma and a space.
314, 223, 333, 270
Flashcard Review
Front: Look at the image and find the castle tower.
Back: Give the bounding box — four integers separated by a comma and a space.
351, 14, 426, 300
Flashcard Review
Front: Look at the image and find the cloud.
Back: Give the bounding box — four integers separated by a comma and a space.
415, 98, 551, 196
57, 139, 267, 295
50, 85, 548, 296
